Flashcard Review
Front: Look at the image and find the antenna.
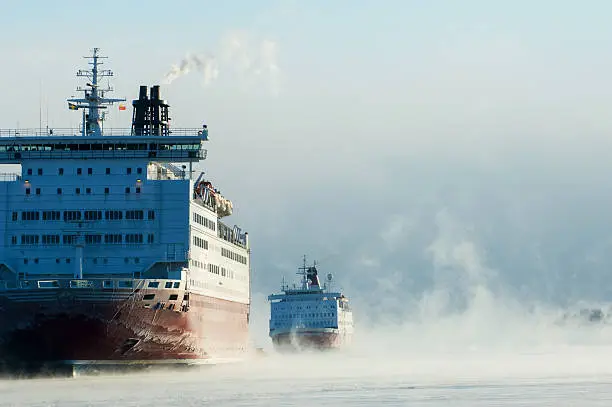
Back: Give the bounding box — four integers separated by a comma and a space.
46, 93, 49, 132
66, 47, 126, 136
297, 255, 308, 289
39, 79, 42, 132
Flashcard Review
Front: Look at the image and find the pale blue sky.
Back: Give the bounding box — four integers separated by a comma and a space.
4, 1, 612, 331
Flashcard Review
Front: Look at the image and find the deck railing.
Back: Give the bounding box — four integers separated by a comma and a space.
0, 128, 205, 137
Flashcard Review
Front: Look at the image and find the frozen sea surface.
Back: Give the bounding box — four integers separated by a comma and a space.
2, 347, 612, 406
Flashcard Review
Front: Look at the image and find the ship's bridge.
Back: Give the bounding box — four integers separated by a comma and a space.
0, 131, 207, 164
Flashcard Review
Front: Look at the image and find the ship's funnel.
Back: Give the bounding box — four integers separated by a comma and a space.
150, 85, 160, 101
131, 84, 170, 136
138, 85, 148, 100
307, 266, 320, 287
132, 85, 149, 135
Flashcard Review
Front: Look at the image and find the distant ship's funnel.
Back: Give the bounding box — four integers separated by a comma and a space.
306, 266, 320, 287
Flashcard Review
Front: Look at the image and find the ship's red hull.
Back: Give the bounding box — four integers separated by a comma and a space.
0, 287, 249, 373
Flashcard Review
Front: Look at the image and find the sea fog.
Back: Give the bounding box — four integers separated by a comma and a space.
3, 282, 612, 406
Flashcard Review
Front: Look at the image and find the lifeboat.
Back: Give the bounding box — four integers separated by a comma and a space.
194, 181, 217, 200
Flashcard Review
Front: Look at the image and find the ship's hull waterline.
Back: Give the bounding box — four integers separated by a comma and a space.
270, 331, 350, 352
0, 287, 250, 374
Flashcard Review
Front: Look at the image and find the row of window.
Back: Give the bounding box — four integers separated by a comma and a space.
12, 233, 155, 246
141, 293, 180, 302
193, 212, 216, 231
3, 142, 198, 152
193, 236, 209, 250
13, 210, 156, 222
26, 167, 144, 176
208, 264, 220, 275
147, 281, 181, 289
125, 233, 144, 244
188, 259, 238, 280
21, 257, 143, 265
221, 247, 248, 265
25, 186, 142, 195
275, 312, 336, 319
272, 321, 337, 328
220, 267, 234, 278
277, 303, 335, 310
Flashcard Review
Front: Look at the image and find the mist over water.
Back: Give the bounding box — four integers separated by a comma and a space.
4, 281, 612, 405
246, 230, 612, 390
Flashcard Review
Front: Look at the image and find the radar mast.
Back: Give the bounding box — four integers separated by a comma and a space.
66, 47, 126, 136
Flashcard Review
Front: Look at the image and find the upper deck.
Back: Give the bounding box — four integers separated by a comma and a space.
0, 48, 210, 165
268, 257, 348, 304
0, 130, 208, 163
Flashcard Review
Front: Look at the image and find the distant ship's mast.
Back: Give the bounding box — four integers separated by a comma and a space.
297, 255, 309, 289
66, 47, 126, 136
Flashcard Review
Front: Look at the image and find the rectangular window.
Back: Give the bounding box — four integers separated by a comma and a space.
147, 210, 155, 220
11, 212, 17, 221
57, 188, 62, 195
85, 234, 102, 244
125, 210, 144, 220
42, 235, 60, 245
106, 168, 111, 175
27, 169, 32, 176
37, 168, 42, 176
77, 168, 82, 175
25, 188, 30, 195
84, 210, 102, 221
104, 210, 123, 220
42, 211, 60, 221
35, 188, 40, 195
127, 168, 132, 175
87, 168, 92, 175
58, 168, 64, 176
125, 233, 144, 243
136, 187, 141, 194
104, 234, 122, 244
104, 187, 110, 194
63, 211, 81, 221
20, 234, 39, 245
137, 167, 143, 174
86, 187, 91, 194
125, 187, 130, 193
75, 188, 80, 195
63, 235, 77, 244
